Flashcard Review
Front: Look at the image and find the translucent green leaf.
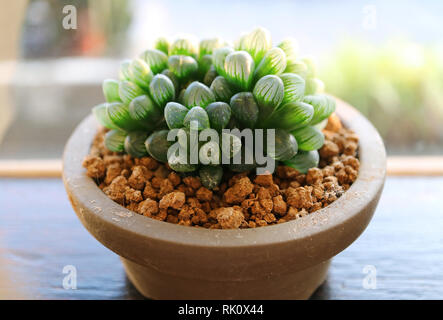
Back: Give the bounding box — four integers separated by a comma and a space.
303, 94, 336, 125
128, 95, 162, 129
205, 102, 231, 131
210, 76, 233, 103
183, 81, 215, 108
124, 131, 149, 158
212, 46, 234, 77
238, 27, 272, 64
145, 130, 172, 163
128, 59, 153, 90
118, 60, 131, 81
183, 106, 210, 131
154, 37, 170, 55
301, 57, 317, 78
279, 73, 306, 105
197, 54, 213, 79
164, 102, 189, 129
102, 79, 122, 103
224, 51, 255, 91
167, 152, 199, 173
161, 69, 180, 94
149, 74, 175, 109
107, 101, 145, 131
253, 75, 284, 119
105, 129, 127, 152
284, 60, 308, 78
277, 38, 298, 63
199, 166, 223, 189
254, 47, 287, 80
283, 150, 319, 174
203, 66, 218, 87
305, 77, 324, 95
92, 103, 119, 130
230, 92, 259, 128
168, 55, 198, 80
291, 126, 324, 151
169, 38, 198, 57
266, 129, 298, 161
140, 49, 168, 74
199, 38, 223, 58
264, 101, 314, 131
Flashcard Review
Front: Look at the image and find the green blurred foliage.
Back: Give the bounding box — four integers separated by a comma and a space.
320, 40, 443, 154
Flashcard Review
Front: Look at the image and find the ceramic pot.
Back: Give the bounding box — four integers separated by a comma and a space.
62, 98, 386, 299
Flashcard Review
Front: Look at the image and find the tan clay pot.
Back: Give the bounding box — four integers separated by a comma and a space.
62, 98, 386, 299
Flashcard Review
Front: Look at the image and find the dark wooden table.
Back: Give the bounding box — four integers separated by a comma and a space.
0, 177, 442, 299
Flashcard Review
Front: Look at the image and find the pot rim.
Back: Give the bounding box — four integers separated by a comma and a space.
63, 97, 386, 249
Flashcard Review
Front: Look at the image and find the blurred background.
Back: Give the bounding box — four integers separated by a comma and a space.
1, 0, 442, 159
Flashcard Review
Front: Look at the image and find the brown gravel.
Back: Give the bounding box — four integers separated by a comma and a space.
83, 113, 360, 229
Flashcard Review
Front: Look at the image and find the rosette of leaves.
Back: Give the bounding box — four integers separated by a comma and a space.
91, 28, 336, 190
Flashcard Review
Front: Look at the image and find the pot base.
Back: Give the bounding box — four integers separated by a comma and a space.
121, 257, 330, 300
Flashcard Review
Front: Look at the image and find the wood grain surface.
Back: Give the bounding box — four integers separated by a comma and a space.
0, 177, 442, 299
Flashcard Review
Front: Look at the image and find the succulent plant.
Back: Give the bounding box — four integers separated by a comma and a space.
92, 27, 336, 188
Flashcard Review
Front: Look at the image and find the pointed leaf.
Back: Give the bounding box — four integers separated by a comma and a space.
224, 51, 255, 91
264, 101, 314, 131
168, 151, 199, 172
107, 101, 146, 131
149, 74, 175, 109
183, 81, 215, 108
169, 37, 198, 57
210, 76, 233, 103
183, 106, 210, 131
128, 59, 153, 90
105, 129, 127, 152
164, 102, 189, 129
303, 94, 336, 125
154, 37, 170, 55
305, 77, 324, 95
253, 75, 284, 119
230, 92, 259, 128
128, 95, 162, 129
102, 79, 122, 102
161, 69, 180, 94
205, 102, 231, 131
203, 65, 218, 86
291, 126, 324, 151
92, 103, 119, 130
198, 54, 213, 79
238, 27, 272, 64
284, 60, 308, 78
119, 60, 131, 81
145, 130, 172, 163
279, 73, 306, 105
124, 131, 149, 158
199, 38, 223, 58
277, 38, 298, 63
283, 150, 320, 174
266, 129, 298, 161
140, 49, 168, 74
212, 46, 234, 77
254, 47, 287, 80
168, 55, 198, 80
